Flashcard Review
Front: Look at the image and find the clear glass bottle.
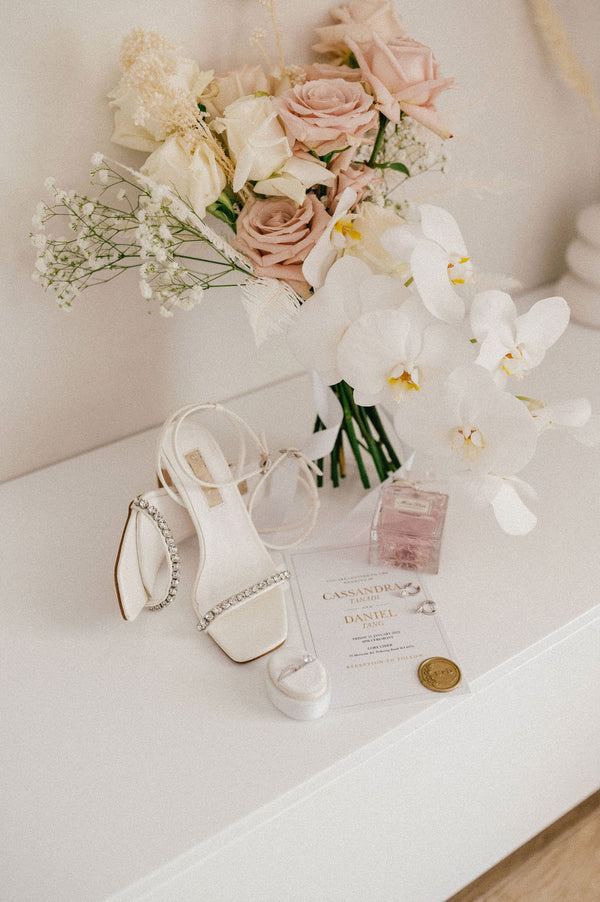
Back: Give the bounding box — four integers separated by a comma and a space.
370, 481, 448, 574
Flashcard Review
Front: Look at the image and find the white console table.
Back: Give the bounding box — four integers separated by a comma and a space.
2, 300, 599, 902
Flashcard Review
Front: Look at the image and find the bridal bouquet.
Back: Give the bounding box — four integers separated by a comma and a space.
31, 0, 597, 533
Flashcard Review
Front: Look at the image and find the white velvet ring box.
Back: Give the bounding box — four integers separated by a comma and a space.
265, 646, 331, 720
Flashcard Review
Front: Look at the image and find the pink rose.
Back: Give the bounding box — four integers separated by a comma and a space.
347, 34, 456, 138
326, 161, 381, 211
327, 146, 358, 172
313, 0, 407, 60
235, 194, 330, 293
303, 63, 364, 82
273, 78, 379, 156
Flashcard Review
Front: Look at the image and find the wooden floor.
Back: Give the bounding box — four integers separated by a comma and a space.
448, 791, 600, 902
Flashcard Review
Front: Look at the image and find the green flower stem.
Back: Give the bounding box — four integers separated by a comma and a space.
367, 113, 388, 167
352, 399, 388, 483
337, 383, 371, 489
340, 420, 371, 488
312, 415, 325, 488
365, 406, 401, 471
330, 432, 340, 488
338, 440, 346, 479
311, 382, 401, 490
338, 381, 386, 480
332, 428, 346, 486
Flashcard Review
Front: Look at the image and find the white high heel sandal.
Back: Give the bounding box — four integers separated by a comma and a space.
118, 402, 319, 662
115, 488, 194, 622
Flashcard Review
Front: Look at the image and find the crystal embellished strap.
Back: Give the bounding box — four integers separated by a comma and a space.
196, 570, 290, 632
131, 496, 180, 611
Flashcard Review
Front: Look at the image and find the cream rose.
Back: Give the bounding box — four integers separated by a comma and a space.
254, 151, 336, 205
141, 135, 226, 217
347, 34, 456, 138
109, 59, 213, 152
235, 195, 331, 293
273, 79, 379, 155
313, 0, 407, 60
205, 66, 270, 117
213, 95, 292, 193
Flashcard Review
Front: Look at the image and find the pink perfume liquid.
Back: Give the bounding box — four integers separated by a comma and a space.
370, 482, 448, 574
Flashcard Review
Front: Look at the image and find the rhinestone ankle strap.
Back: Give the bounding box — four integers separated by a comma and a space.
197, 570, 290, 632
131, 496, 180, 611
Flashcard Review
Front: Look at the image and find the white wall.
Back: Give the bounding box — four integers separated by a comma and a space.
2, 0, 599, 482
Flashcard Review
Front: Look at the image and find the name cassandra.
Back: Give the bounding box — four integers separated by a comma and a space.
323, 583, 410, 600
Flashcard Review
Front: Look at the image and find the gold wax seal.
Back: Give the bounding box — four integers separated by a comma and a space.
418, 657, 462, 692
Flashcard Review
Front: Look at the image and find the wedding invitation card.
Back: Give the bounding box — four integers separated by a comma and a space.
287, 544, 468, 709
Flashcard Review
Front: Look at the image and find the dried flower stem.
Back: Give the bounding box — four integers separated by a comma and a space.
267, 0, 286, 74
530, 0, 600, 125
256, 0, 286, 73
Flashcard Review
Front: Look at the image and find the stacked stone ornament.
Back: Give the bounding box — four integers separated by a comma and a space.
558, 204, 600, 328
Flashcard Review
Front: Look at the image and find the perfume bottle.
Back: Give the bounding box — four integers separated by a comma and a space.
370, 481, 448, 574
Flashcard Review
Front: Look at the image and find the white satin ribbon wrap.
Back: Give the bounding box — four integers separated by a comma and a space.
299, 372, 344, 462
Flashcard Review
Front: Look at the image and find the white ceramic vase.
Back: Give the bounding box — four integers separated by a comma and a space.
557, 204, 600, 329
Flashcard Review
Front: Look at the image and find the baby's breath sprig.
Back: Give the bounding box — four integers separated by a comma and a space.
31, 155, 254, 314
357, 117, 448, 211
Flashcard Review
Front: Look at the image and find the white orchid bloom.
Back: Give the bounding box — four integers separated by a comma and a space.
287, 255, 408, 384
574, 414, 600, 446
462, 473, 538, 535
470, 291, 570, 387
393, 365, 538, 476
337, 298, 469, 406
381, 204, 472, 323
523, 396, 590, 431
301, 188, 357, 290
254, 155, 336, 206
393, 365, 539, 533
522, 396, 600, 445
344, 202, 410, 276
